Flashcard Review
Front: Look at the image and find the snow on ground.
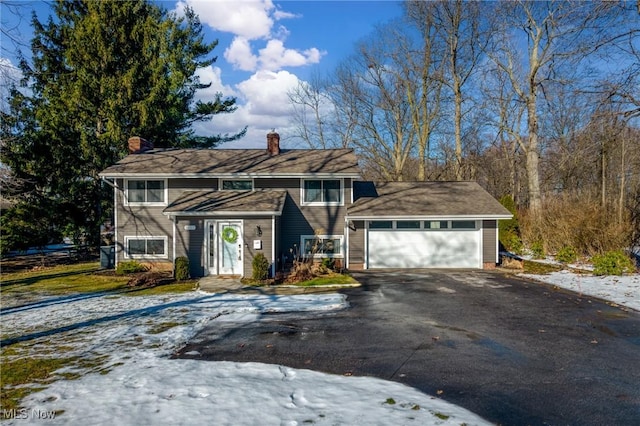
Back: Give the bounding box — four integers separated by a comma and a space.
1, 290, 490, 425
516, 252, 640, 311
521, 270, 640, 311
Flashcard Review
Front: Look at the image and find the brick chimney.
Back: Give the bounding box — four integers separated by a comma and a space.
267, 130, 280, 155
128, 136, 153, 154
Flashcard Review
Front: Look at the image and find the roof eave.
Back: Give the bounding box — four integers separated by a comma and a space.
99, 172, 361, 179
164, 210, 283, 218
345, 214, 514, 221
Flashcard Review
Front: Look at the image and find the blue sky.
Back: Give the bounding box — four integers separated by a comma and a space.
1, 0, 404, 148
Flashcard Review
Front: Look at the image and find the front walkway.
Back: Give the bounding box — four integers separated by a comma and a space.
197, 276, 243, 293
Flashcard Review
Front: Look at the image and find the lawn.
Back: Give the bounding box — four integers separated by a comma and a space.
294, 273, 359, 287
0, 261, 196, 413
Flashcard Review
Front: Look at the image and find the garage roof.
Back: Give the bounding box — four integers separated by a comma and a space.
347, 181, 512, 219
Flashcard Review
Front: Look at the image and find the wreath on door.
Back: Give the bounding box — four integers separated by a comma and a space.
222, 227, 238, 244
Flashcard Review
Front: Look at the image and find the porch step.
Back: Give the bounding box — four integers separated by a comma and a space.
197, 276, 243, 293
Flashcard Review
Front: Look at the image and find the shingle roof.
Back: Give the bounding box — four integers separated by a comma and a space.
348, 181, 512, 218
100, 149, 360, 177
163, 190, 287, 216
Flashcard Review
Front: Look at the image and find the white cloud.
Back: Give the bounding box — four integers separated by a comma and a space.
224, 37, 258, 72
237, 70, 299, 115
178, 0, 276, 40
194, 65, 238, 102
177, 0, 323, 72
258, 40, 323, 71
193, 70, 303, 148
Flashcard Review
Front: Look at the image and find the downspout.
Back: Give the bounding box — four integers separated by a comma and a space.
344, 217, 350, 270
172, 216, 177, 272
364, 221, 369, 269
495, 221, 500, 264
271, 215, 276, 278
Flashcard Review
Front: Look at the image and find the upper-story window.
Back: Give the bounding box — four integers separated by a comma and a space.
302, 179, 343, 206
221, 179, 253, 191
125, 179, 166, 205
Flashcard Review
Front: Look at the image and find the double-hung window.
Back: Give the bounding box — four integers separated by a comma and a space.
302, 179, 343, 205
125, 236, 167, 259
126, 179, 166, 205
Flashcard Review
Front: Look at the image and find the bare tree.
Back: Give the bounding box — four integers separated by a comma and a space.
486, 1, 628, 220
288, 72, 355, 149
413, 0, 487, 181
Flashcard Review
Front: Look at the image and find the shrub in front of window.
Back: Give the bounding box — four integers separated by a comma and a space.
116, 260, 148, 275
174, 256, 190, 281
592, 250, 635, 276
556, 246, 577, 264
321, 257, 335, 271
252, 252, 270, 281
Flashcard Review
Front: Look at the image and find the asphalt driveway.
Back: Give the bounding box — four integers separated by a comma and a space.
175, 270, 640, 425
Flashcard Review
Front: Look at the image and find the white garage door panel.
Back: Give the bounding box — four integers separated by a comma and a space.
368, 230, 480, 268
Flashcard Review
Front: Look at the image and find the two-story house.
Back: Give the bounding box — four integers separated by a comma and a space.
99, 132, 512, 278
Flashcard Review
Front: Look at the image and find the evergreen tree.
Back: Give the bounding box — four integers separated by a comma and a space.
1, 0, 244, 251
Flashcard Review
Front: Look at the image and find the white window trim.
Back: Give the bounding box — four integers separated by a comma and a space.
124, 179, 168, 206
300, 178, 344, 206
300, 234, 344, 258
219, 178, 254, 191
367, 220, 478, 230
124, 235, 168, 259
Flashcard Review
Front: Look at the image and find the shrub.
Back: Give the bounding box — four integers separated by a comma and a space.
116, 260, 147, 275
556, 246, 577, 264
499, 195, 519, 234
252, 252, 270, 281
321, 257, 335, 271
530, 241, 545, 259
174, 256, 190, 281
501, 231, 523, 255
592, 250, 635, 276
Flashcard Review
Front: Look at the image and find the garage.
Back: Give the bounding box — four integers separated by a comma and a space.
346, 181, 512, 271
366, 220, 481, 269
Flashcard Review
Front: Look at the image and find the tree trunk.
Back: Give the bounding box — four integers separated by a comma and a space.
454, 80, 463, 180
526, 91, 542, 219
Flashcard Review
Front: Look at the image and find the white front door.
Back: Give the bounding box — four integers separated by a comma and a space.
206, 220, 243, 276
218, 221, 243, 275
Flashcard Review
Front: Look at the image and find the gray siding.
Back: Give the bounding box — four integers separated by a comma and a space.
482, 220, 498, 264
114, 178, 173, 265
172, 216, 275, 278
114, 176, 353, 276
169, 178, 217, 201
256, 178, 352, 261
348, 220, 365, 266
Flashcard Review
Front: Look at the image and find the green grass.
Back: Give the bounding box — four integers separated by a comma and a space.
522, 260, 563, 275
294, 274, 358, 287
0, 350, 77, 413
0, 262, 130, 294
0, 262, 197, 301
0, 262, 199, 413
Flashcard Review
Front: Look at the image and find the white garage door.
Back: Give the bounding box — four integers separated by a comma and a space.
367, 224, 481, 269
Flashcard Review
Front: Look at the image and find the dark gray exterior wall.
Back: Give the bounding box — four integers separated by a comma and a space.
256, 178, 352, 264
482, 220, 498, 264
172, 215, 274, 278
114, 178, 174, 267
114, 176, 352, 276
348, 220, 365, 268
